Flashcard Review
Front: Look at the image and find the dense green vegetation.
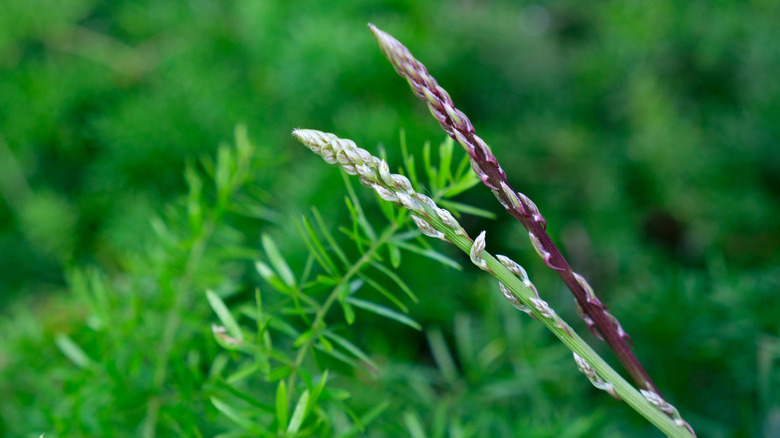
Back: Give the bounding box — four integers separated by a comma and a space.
1, 1, 778, 436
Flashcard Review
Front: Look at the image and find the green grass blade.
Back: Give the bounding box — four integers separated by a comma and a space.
296, 215, 338, 275
346, 296, 421, 330
392, 239, 462, 270
437, 199, 497, 219
311, 206, 350, 268
286, 389, 310, 434
54, 333, 94, 369
262, 233, 296, 288
322, 331, 380, 371
211, 396, 256, 431
206, 290, 243, 341
276, 380, 288, 430
371, 260, 418, 303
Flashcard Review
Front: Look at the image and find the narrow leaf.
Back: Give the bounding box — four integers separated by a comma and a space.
227, 362, 262, 384
340, 299, 356, 325
392, 239, 462, 270
346, 297, 421, 330
286, 389, 310, 433
427, 328, 458, 383
322, 331, 380, 372
206, 290, 243, 341
262, 234, 296, 288
294, 329, 314, 347
255, 261, 289, 293
276, 380, 288, 429
404, 411, 427, 438
371, 260, 418, 303
357, 273, 407, 313
438, 137, 454, 189
389, 243, 402, 269
307, 370, 329, 417
266, 365, 293, 382
312, 207, 350, 267
211, 396, 255, 430
296, 215, 338, 275
442, 174, 481, 198
422, 140, 437, 190
55, 333, 93, 369
339, 400, 391, 438
400, 129, 419, 190
437, 199, 496, 219
342, 172, 376, 242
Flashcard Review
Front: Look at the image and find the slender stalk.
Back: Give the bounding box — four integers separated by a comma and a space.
368, 23, 659, 395
292, 129, 695, 437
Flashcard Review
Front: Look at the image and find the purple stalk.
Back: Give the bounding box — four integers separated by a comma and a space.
369, 23, 659, 394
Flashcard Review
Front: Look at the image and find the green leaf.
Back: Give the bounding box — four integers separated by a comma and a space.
318, 335, 334, 351
321, 331, 379, 372
262, 233, 296, 288
400, 129, 419, 190
340, 299, 355, 325
389, 243, 402, 269
276, 380, 288, 431
184, 160, 204, 234
313, 343, 360, 370
454, 150, 474, 181
215, 144, 233, 205
423, 140, 437, 190
357, 273, 407, 313
392, 239, 462, 271
294, 329, 314, 347
346, 297, 421, 330
438, 137, 454, 189
339, 400, 391, 438
255, 261, 289, 293
437, 199, 497, 219
206, 290, 243, 342
371, 260, 418, 303
266, 365, 293, 382
54, 333, 93, 369
209, 353, 229, 379
234, 124, 253, 161
296, 215, 338, 275
227, 362, 262, 384
342, 172, 376, 242
427, 328, 458, 383
404, 411, 427, 438
211, 396, 255, 430
442, 173, 481, 198
306, 370, 329, 417
311, 207, 350, 267
286, 389, 310, 433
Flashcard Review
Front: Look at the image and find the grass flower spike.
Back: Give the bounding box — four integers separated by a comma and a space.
368, 23, 658, 396
293, 129, 693, 437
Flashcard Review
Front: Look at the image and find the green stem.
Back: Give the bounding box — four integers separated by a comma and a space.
286, 222, 399, 393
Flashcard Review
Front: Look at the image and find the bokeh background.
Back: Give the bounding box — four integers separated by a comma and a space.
1, 0, 779, 437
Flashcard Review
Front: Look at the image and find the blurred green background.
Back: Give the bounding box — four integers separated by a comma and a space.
1, 0, 779, 436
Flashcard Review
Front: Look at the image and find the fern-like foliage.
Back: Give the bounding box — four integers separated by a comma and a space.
204, 134, 491, 436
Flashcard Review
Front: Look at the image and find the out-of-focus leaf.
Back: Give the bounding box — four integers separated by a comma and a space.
346, 297, 421, 330
262, 233, 296, 288
206, 290, 243, 342
54, 333, 93, 369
